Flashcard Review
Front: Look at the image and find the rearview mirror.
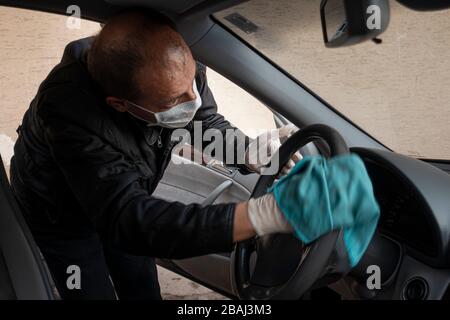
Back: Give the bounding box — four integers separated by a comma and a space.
320, 0, 390, 48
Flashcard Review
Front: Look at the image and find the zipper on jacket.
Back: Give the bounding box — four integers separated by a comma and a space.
157, 128, 163, 148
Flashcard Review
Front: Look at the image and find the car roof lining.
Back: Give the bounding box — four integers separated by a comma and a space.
106, 0, 206, 15
0, 0, 244, 46
0, 0, 245, 21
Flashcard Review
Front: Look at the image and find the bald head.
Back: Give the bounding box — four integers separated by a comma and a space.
88, 9, 196, 113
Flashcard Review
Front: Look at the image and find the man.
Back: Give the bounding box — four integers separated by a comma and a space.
10, 9, 297, 299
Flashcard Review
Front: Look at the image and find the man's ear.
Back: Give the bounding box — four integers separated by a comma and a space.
106, 96, 128, 112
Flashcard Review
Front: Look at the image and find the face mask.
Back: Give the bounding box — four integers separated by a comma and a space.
126, 80, 202, 129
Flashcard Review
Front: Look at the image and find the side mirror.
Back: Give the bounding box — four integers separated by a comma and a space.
320, 0, 390, 48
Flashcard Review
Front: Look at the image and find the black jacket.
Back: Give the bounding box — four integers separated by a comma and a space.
10, 38, 250, 259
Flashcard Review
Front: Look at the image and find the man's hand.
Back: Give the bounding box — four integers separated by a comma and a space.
244, 124, 302, 176
232, 194, 292, 242
246, 193, 293, 236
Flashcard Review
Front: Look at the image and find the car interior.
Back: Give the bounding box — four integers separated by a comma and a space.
0, 0, 449, 300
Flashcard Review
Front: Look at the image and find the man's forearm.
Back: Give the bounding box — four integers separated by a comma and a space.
232, 202, 256, 242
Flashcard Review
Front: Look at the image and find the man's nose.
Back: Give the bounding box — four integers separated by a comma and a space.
186, 86, 197, 101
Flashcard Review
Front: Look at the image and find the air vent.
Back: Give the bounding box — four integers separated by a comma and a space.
402, 277, 429, 300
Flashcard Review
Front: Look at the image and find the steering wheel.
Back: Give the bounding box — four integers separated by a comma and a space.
231, 124, 350, 300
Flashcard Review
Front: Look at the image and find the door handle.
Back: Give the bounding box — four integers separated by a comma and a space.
201, 180, 233, 207
206, 159, 234, 175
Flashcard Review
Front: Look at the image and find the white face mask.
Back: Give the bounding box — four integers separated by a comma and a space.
127, 80, 202, 129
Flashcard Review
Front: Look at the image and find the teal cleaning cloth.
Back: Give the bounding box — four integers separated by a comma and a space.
270, 154, 380, 267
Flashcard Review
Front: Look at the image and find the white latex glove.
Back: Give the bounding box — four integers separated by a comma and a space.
245, 124, 303, 176
247, 193, 293, 236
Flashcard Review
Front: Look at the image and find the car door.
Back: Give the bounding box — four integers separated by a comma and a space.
152, 148, 258, 296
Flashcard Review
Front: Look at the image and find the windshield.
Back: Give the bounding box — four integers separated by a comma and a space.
216, 0, 450, 160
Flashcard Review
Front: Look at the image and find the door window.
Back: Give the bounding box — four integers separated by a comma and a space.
0, 7, 100, 170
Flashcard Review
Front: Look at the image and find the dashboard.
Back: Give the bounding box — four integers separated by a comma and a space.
334, 147, 450, 300
353, 147, 450, 266
364, 158, 438, 257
